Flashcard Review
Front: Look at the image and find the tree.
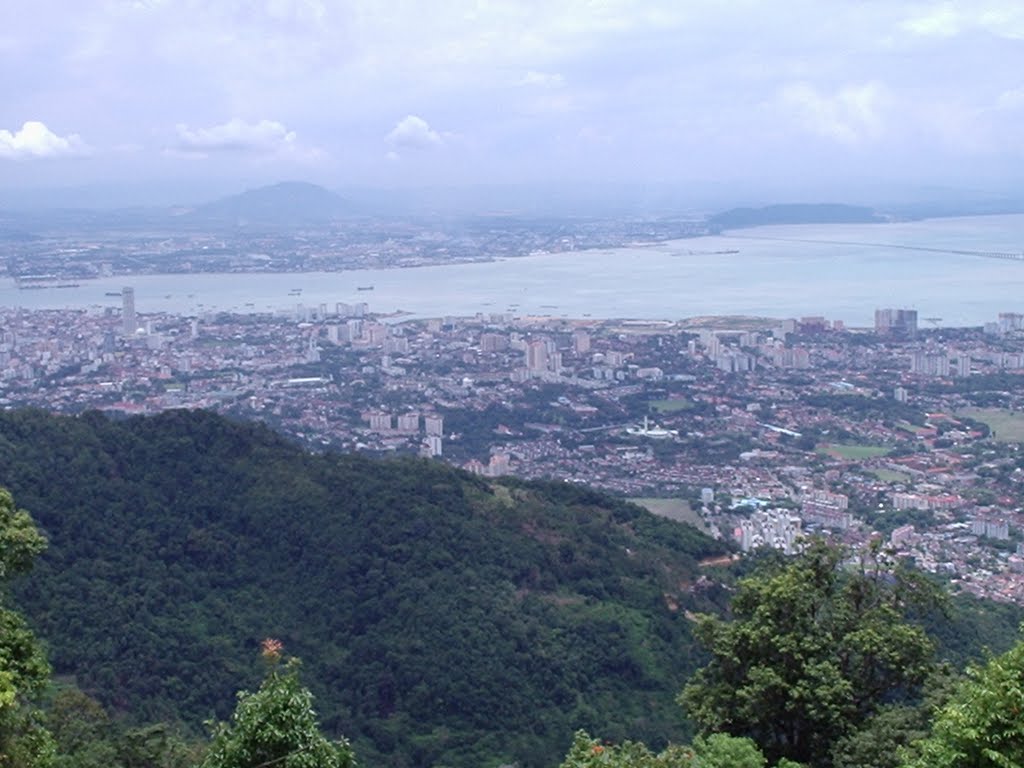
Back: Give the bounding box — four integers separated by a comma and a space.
0, 487, 55, 768
200, 642, 355, 768
47, 689, 118, 768
901, 636, 1024, 768
680, 541, 936, 767
557, 730, 771, 768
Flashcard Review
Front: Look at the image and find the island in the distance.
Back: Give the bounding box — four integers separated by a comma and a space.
707, 203, 884, 232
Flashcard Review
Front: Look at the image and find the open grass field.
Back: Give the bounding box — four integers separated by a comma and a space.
629, 497, 707, 532
818, 443, 891, 460
871, 468, 911, 483
649, 398, 693, 413
958, 407, 1024, 443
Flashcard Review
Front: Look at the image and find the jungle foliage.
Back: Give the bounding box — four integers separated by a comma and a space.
0, 408, 728, 768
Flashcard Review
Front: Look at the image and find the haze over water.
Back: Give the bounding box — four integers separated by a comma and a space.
2, 214, 1022, 327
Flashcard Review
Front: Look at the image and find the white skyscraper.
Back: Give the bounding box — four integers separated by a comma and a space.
122, 287, 136, 335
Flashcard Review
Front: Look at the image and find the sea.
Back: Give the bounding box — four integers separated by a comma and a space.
2, 214, 1023, 327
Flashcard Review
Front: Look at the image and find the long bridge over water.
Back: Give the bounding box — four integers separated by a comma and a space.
725, 234, 1024, 262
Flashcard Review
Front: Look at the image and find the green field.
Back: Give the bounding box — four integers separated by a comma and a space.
818, 443, 891, 460
871, 468, 910, 483
958, 407, 1024, 443
649, 398, 693, 413
629, 497, 707, 532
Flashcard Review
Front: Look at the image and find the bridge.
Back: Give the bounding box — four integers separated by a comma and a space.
725, 234, 1024, 262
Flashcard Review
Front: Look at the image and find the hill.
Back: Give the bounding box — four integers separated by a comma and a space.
0, 408, 729, 768
708, 203, 883, 231
191, 181, 350, 226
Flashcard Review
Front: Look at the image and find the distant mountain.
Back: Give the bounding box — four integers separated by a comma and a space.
191, 181, 351, 226
2, 408, 729, 768
0, 210, 41, 241
708, 203, 884, 231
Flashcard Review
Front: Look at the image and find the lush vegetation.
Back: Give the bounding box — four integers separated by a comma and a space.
707, 204, 882, 231
680, 543, 937, 767
201, 644, 355, 768
903, 638, 1024, 767
3, 408, 1024, 767
0, 487, 54, 767
571, 544, 1024, 768
0, 408, 729, 768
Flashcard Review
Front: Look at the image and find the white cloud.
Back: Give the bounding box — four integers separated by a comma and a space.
385, 115, 443, 149
901, 2, 1024, 40
901, 3, 962, 38
173, 118, 297, 154
997, 87, 1024, 110
0, 121, 88, 159
519, 70, 565, 88
779, 82, 888, 144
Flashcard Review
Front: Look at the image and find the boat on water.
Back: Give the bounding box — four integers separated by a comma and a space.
357, 285, 374, 291
18, 282, 81, 290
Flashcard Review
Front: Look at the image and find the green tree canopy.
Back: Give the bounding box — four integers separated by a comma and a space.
201, 646, 355, 768
0, 487, 54, 768
557, 729, 772, 768
902, 635, 1024, 768
680, 541, 936, 766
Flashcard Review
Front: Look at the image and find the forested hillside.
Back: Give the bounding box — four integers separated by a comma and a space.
0, 408, 730, 768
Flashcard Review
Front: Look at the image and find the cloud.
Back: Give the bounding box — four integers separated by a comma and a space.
997, 87, 1024, 110
173, 118, 297, 154
779, 82, 888, 144
0, 121, 87, 159
900, 2, 1024, 40
385, 115, 443, 149
518, 70, 565, 88
901, 3, 962, 38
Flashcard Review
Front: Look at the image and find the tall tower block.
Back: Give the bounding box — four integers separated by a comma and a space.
122, 287, 137, 336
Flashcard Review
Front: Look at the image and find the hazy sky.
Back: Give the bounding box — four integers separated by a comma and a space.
2, 0, 1023, 195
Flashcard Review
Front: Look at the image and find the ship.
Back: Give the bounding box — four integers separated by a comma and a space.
357, 285, 375, 291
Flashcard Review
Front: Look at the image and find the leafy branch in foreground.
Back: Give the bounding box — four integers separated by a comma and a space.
200, 642, 355, 768
680, 541, 937, 767
902, 635, 1024, 768
557, 729, 804, 768
0, 487, 55, 768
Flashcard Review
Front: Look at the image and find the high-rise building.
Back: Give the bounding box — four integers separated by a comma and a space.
486, 452, 510, 476
396, 412, 420, 433
875, 308, 918, 339
999, 313, 1024, 334
526, 339, 548, 372
572, 329, 591, 355
909, 351, 949, 376
367, 412, 392, 431
480, 333, 509, 352
424, 435, 443, 457
122, 287, 136, 335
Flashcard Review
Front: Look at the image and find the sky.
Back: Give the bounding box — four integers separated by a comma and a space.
1, 0, 1023, 200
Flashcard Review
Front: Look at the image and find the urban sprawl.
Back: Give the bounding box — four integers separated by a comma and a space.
3, 291, 1024, 605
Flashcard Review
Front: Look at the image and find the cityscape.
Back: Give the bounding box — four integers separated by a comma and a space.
3, 280, 1024, 605
7, 1, 1024, 764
